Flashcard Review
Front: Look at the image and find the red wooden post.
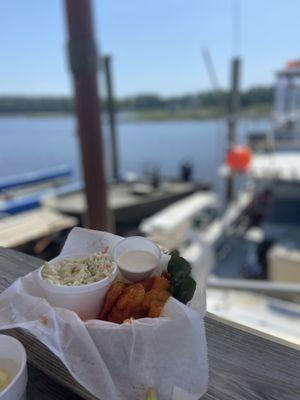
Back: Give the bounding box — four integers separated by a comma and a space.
64, 0, 113, 231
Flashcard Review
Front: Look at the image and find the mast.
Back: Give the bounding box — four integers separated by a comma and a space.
226, 57, 241, 202
226, 0, 242, 202
103, 55, 119, 182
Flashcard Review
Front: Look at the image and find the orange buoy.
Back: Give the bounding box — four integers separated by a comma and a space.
227, 145, 252, 173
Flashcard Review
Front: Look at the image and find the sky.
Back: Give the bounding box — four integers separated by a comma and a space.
1, 0, 300, 97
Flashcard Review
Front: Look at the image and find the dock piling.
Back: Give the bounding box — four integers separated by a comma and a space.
64, 0, 113, 231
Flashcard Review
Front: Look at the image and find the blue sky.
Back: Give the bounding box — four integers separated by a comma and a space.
1, 0, 300, 97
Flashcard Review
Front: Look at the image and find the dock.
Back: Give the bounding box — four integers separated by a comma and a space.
43, 182, 207, 225
0, 247, 299, 400
0, 180, 207, 252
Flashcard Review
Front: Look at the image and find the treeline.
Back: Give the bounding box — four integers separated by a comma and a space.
117, 86, 273, 111
0, 86, 273, 114
0, 97, 74, 114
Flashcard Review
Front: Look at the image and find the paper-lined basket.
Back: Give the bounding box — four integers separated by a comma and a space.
0, 227, 209, 400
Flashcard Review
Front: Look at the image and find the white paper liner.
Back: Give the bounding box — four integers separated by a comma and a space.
0, 227, 209, 399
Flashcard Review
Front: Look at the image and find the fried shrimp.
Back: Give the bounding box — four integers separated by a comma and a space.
99, 281, 126, 320
116, 283, 145, 311
148, 300, 165, 318
107, 306, 125, 324
152, 276, 171, 292
99, 275, 171, 323
139, 276, 155, 292
142, 289, 171, 312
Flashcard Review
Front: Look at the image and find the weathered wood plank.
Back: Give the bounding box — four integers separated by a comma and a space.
27, 365, 82, 400
0, 208, 77, 248
0, 248, 85, 399
0, 247, 299, 400
4, 328, 95, 399
204, 314, 300, 400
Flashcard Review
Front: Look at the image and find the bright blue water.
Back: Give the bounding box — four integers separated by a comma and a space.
0, 115, 270, 190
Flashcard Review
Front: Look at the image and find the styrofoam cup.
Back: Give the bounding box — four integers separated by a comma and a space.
0, 335, 27, 400
113, 236, 161, 282
37, 254, 117, 320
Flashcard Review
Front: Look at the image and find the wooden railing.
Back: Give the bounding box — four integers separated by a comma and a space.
0, 247, 299, 399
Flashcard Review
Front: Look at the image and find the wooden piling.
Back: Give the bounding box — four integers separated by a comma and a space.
64, 0, 112, 231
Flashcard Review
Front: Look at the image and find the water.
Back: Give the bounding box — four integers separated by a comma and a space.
0, 115, 270, 189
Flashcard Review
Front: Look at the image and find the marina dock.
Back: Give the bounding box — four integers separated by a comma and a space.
43, 181, 208, 225
0, 178, 209, 253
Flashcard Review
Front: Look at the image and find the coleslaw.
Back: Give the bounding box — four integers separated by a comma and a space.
41, 253, 116, 286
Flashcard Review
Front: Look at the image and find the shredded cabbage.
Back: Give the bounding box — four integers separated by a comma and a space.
42, 253, 115, 286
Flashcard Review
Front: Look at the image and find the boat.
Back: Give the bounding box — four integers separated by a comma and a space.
0, 164, 211, 257
208, 62, 300, 343
272, 60, 300, 151
248, 60, 300, 152
213, 63, 300, 284
139, 191, 218, 250
138, 61, 300, 344
0, 165, 73, 215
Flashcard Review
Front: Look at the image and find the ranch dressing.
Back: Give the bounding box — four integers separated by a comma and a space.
119, 250, 157, 272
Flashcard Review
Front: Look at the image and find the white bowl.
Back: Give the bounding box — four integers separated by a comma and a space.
38, 254, 117, 320
113, 237, 161, 282
0, 335, 27, 400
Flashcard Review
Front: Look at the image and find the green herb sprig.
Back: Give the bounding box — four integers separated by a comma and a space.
167, 250, 196, 304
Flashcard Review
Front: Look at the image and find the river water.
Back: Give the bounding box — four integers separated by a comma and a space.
0, 115, 269, 190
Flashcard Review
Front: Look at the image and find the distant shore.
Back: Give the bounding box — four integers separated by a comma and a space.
127, 104, 271, 121
0, 104, 271, 122
0, 87, 272, 121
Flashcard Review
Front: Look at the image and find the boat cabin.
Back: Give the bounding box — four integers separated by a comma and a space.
273, 60, 300, 149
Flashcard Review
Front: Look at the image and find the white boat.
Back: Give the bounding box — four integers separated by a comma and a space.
272, 60, 300, 151
139, 61, 300, 344
140, 191, 218, 250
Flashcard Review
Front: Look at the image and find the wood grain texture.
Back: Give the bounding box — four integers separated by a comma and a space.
0, 208, 77, 248
204, 314, 300, 400
0, 247, 299, 400
0, 247, 86, 399
27, 365, 82, 400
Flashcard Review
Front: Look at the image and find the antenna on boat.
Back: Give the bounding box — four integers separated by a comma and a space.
232, 0, 241, 57
201, 48, 227, 210
202, 49, 221, 91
